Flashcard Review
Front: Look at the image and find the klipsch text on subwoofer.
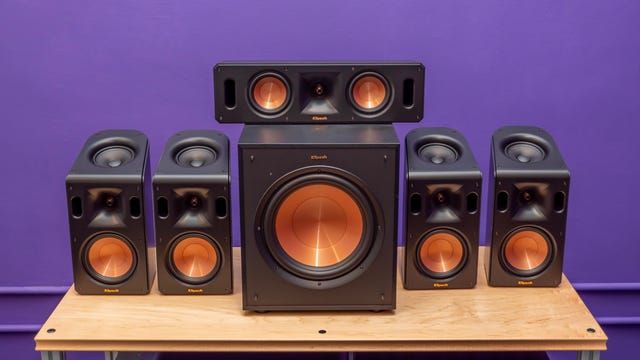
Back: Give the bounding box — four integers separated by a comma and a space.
485, 126, 570, 287
238, 124, 399, 311
403, 128, 482, 289
153, 130, 232, 295
65, 130, 154, 294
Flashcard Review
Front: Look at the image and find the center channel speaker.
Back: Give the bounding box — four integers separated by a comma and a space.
153, 130, 232, 295
239, 124, 399, 311
213, 62, 424, 124
65, 130, 154, 295
485, 126, 570, 287
403, 128, 482, 289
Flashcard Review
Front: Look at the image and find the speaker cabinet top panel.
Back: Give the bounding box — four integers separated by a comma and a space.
66, 130, 149, 183
153, 130, 229, 184
238, 124, 399, 147
491, 126, 569, 177
214, 62, 425, 124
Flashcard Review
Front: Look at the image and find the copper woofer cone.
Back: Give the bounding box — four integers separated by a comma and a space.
86, 235, 135, 281
274, 184, 364, 268
171, 236, 219, 282
418, 231, 465, 276
351, 73, 389, 112
251, 73, 289, 113
503, 229, 551, 272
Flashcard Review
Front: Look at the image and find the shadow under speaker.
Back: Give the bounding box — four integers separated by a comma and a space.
485, 126, 570, 287
239, 124, 399, 311
403, 128, 482, 289
213, 62, 424, 124
65, 130, 154, 295
153, 130, 232, 295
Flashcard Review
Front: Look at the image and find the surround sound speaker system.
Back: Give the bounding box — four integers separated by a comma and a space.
485, 126, 570, 287
65, 130, 154, 295
403, 127, 482, 289
213, 62, 424, 124
238, 124, 399, 311
153, 130, 232, 295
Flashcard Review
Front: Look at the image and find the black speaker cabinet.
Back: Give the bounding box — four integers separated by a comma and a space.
239, 124, 399, 311
152, 130, 232, 295
485, 126, 570, 287
214, 62, 424, 124
65, 130, 154, 295
403, 128, 482, 289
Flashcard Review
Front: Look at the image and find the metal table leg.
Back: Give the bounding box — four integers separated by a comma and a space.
41, 351, 66, 360
577, 350, 600, 360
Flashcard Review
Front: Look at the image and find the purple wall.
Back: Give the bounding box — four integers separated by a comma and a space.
1, 1, 638, 359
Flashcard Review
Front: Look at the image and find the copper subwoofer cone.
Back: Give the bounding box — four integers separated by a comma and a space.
85, 234, 136, 284
250, 73, 290, 113
417, 230, 466, 278
503, 228, 552, 275
350, 72, 390, 113
170, 235, 220, 284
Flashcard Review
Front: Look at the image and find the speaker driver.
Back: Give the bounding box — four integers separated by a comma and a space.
85, 234, 135, 284
418, 143, 459, 164
417, 230, 466, 278
250, 73, 290, 114
175, 146, 216, 168
170, 234, 220, 284
503, 228, 551, 275
505, 141, 546, 163
349, 73, 390, 113
92, 146, 134, 168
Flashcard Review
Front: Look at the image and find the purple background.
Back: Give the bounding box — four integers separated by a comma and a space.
1, 1, 639, 359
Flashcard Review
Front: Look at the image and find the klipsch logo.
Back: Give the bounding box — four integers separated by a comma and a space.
518, 281, 533, 286
312, 116, 328, 121
188, 288, 203, 293
310, 154, 328, 160
433, 283, 449, 288
103, 288, 120, 293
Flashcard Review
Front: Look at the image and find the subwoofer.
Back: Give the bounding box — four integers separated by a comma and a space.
485, 126, 570, 287
403, 128, 482, 289
239, 124, 399, 311
213, 62, 424, 124
65, 130, 154, 294
153, 130, 232, 295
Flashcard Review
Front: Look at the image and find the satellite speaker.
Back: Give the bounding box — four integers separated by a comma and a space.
403, 128, 482, 289
485, 126, 570, 287
213, 62, 424, 124
152, 130, 232, 295
239, 124, 399, 311
65, 130, 154, 295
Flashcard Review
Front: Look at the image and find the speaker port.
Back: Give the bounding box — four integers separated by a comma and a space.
71, 196, 83, 218
497, 191, 509, 212
410, 193, 422, 215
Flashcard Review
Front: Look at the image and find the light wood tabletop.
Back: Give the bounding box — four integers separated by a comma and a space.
35, 247, 606, 353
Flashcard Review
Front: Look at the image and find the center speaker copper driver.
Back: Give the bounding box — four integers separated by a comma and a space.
66, 130, 154, 294
485, 126, 570, 287
239, 124, 399, 311
153, 130, 232, 295
403, 128, 482, 289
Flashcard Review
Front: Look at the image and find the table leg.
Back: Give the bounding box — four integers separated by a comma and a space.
41, 352, 66, 360
577, 350, 600, 360
105, 351, 117, 360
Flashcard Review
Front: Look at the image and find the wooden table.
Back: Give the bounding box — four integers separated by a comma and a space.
35, 247, 606, 360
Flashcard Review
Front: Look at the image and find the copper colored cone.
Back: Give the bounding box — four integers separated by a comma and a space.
275, 184, 363, 267
87, 236, 134, 279
172, 237, 218, 278
352, 75, 387, 110
419, 232, 464, 273
504, 230, 549, 271
252, 76, 288, 111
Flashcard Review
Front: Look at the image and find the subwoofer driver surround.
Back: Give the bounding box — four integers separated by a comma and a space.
499, 226, 555, 278
256, 168, 381, 288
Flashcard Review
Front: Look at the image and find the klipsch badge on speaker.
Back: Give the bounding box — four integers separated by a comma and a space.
403, 128, 482, 289
153, 131, 232, 295
239, 124, 399, 311
485, 126, 570, 287
65, 130, 154, 294
213, 62, 424, 124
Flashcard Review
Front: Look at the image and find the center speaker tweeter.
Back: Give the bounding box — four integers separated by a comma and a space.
239, 124, 399, 311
